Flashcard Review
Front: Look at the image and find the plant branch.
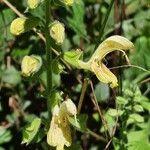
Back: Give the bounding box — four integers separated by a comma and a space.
109, 64, 150, 74
89, 80, 110, 140
77, 78, 89, 113
87, 128, 107, 143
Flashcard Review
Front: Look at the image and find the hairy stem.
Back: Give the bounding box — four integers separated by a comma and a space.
45, 0, 52, 118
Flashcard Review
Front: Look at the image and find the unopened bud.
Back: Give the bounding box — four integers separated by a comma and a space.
10, 18, 27, 35
50, 21, 65, 44
21, 55, 42, 77
63, 0, 74, 6
27, 0, 40, 9
61, 99, 77, 116
10, 17, 40, 35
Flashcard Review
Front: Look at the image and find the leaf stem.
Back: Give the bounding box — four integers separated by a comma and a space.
45, 0, 52, 118
77, 79, 89, 113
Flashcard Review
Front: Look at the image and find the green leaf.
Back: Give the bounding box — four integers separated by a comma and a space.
66, 0, 87, 38
63, 50, 83, 68
0, 127, 12, 144
31, 128, 46, 143
52, 60, 64, 74
0, 9, 15, 46
127, 114, 144, 125
100, 113, 115, 133
127, 129, 150, 150
2, 66, 21, 86
68, 114, 88, 133
0, 147, 5, 150
12, 48, 30, 60
133, 105, 144, 112
116, 96, 128, 105
107, 109, 124, 117
95, 83, 110, 102
50, 91, 62, 110
22, 117, 41, 145
140, 101, 150, 111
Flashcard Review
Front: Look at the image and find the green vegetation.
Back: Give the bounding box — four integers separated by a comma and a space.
0, 0, 150, 149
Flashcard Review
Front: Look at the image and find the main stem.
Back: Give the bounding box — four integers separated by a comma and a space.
45, 0, 52, 118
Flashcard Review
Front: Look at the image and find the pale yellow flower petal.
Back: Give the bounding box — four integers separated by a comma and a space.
21, 55, 42, 77
50, 21, 65, 44
60, 99, 77, 116
90, 35, 134, 61
91, 60, 118, 88
47, 104, 72, 149
10, 18, 27, 35
47, 116, 72, 149
10, 17, 39, 36
27, 0, 40, 9
63, 0, 74, 6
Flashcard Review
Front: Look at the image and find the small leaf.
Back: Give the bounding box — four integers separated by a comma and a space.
95, 83, 110, 102
140, 101, 150, 111
22, 117, 41, 145
63, 50, 83, 68
52, 60, 64, 74
127, 129, 150, 150
107, 109, 124, 117
2, 66, 21, 86
128, 114, 144, 123
68, 114, 87, 133
133, 105, 144, 112
66, 0, 87, 38
0, 127, 12, 144
31, 128, 46, 143
116, 96, 128, 105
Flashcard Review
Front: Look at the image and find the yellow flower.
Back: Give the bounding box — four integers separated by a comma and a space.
64, 35, 134, 88
10, 17, 40, 36
27, 0, 40, 9
63, 0, 74, 6
88, 35, 134, 88
47, 99, 77, 150
50, 21, 65, 44
21, 55, 42, 77
10, 18, 27, 35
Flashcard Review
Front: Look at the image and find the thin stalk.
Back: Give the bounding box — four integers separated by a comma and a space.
95, 0, 114, 47
87, 128, 107, 142
77, 79, 88, 113
45, 0, 52, 118
90, 80, 110, 140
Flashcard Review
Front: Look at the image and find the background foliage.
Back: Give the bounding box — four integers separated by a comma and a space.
0, 0, 150, 149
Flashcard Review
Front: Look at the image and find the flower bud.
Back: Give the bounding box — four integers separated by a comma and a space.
60, 99, 77, 116
21, 55, 42, 77
63, 0, 74, 6
50, 21, 65, 44
10, 17, 40, 35
10, 18, 27, 35
27, 0, 40, 9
